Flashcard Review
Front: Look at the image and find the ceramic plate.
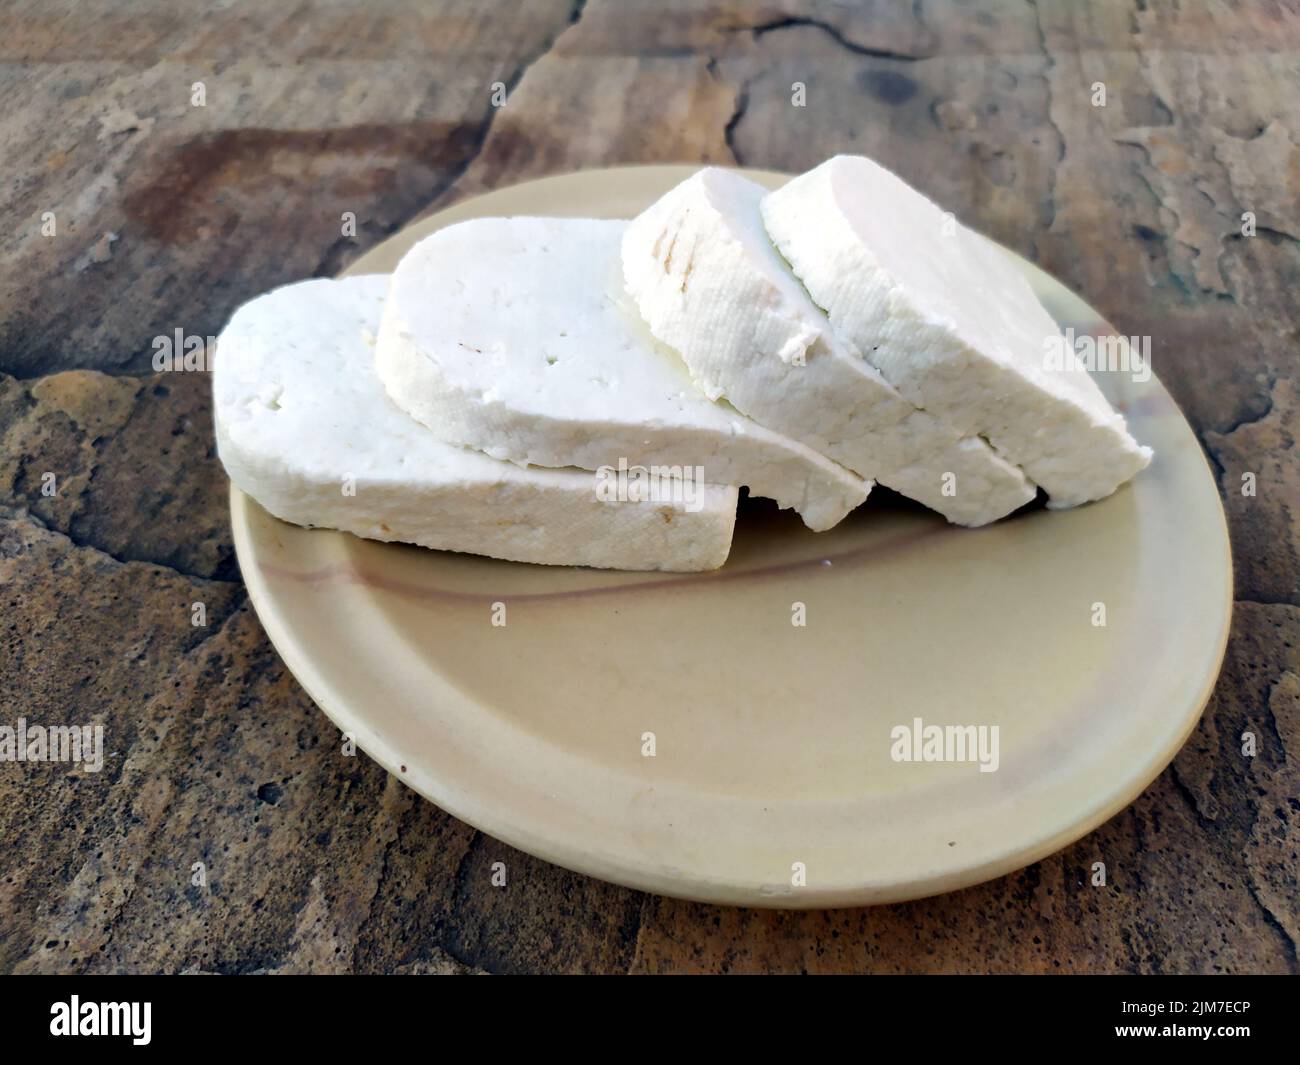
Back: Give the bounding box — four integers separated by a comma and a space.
229, 166, 1231, 907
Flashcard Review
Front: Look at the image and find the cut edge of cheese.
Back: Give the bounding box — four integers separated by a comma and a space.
622, 167, 1035, 526
761, 155, 1152, 508
214, 274, 740, 572
374, 216, 871, 532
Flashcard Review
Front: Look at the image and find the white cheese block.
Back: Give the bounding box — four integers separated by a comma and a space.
375, 217, 871, 532
761, 155, 1152, 508
214, 275, 740, 572
622, 168, 1036, 527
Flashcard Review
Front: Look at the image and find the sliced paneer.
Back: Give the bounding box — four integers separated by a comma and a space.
374, 217, 871, 532
622, 168, 1036, 527
761, 155, 1152, 508
215, 275, 739, 572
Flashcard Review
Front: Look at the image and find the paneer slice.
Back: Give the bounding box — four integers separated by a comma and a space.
761, 155, 1152, 508
622, 168, 1036, 526
375, 217, 870, 532
215, 275, 739, 572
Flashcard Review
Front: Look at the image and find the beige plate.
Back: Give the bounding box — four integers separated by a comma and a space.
230, 166, 1232, 907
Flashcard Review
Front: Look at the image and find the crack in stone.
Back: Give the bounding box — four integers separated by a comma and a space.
2, 501, 240, 587
1241, 669, 1300, 965
324, 775, 416, 974
67, 374, 239, 583
1214, 400, 1276, 440
410, 931, 485, 975
1205, 369, 1278, 440
442, 829, 493, 969
623, 893, 651, 974
2, 502, 228, 581
723, 79, 751, 165
739, 15, 934, 61
350, 812, 407, 969
1122, 807, 1161, 973
1025, 0, 1065, 238
1115, 136, 1202, 295
1244, 878, 1300, 964
1167, 760, 1219, 831
1234, 595, 1300, 609
1230, 226, 1300, 247
1121, 20, 1251, 299
315, 0, 589, 280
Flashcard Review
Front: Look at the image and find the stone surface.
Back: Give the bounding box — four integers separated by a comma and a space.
0, 0, 1295, 973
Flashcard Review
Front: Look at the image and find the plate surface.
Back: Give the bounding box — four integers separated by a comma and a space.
230, 166, 1231, 907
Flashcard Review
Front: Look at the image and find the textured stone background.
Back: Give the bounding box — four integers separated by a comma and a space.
0, 0, 1295, 973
